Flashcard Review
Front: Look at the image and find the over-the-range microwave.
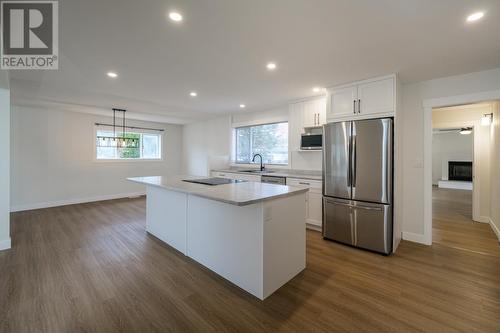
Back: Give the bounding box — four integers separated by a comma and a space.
300, 133, 322, 150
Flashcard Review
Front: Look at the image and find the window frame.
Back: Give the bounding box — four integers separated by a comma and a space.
233, 121, 289, 166
93, 126, 164, 163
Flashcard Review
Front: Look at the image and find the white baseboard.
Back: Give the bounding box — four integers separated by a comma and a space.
306, 223, 322, 232
0, 238, 11, 251
10, 192, 146, 213
402, 231, 431, 245
474, 216, 490, 223
490, 218, 500, 242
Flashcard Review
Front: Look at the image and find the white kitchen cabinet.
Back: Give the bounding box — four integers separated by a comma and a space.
303, 98, 326, 127
287, 178, 322, 229
326, 85, 358, 120
357, 78, 395, 116
211, 171, 261, 182
326, 75, 396, 122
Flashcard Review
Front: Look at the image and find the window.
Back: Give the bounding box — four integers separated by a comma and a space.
235, 122, 288, 165
96, 130, 162, 160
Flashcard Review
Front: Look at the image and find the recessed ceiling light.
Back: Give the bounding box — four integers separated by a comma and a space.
312, 87, 323, 93
466, 11, 484, 22
189, 91, 197, 97
169, 12, 183, 22
107, 71, 118, 78
266, 62, 277, 70
239, 104, 246, 109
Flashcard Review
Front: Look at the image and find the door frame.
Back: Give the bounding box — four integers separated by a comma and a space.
422, 89, 500, 245
431, 119, 479, 221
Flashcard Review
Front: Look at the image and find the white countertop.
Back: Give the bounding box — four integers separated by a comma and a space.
212, 168, 322, 181
128, 175, 308, 206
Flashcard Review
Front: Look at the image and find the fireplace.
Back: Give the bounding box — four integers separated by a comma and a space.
448, 161, 472, 181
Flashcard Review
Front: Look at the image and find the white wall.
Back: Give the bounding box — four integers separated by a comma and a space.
402, 67, 500, 236
490, 102, 500, 240
10, 106, 183, 211
0, 72, 10, 250
182, 116, 232, 176
182, 105, 324, 174
431, 132, 472, 184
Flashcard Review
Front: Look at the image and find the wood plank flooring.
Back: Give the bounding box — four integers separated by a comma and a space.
433, 186, 500, 257
1, 197, 499, 332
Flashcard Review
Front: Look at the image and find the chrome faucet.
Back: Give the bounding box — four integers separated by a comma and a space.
252, 154, 265, 171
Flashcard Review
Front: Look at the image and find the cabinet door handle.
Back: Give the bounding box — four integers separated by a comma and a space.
299, 182, 310, 185
358, 99, 361, 113
353, 100, 356, 114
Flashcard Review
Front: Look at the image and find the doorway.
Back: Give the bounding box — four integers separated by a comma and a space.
430, 103, 499, 255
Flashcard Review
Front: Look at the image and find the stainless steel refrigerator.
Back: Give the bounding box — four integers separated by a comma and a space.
322, 118, 393, 254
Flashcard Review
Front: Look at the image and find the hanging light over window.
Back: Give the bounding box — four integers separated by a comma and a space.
459, 127, 473, 135
481, 113, 493, 126
96, 109, 140, 149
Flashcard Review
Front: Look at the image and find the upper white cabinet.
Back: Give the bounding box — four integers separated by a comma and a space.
326, 75, 396, 122
289, 97, 326, 151
327, 86, 358, 119
302, 98, 326, 127
357, 78, 395, 115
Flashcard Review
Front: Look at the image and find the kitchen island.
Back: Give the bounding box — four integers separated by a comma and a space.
127, 176, 308, 300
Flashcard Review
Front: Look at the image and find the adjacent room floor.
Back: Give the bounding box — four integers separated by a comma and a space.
433, 186, 500, 257
1, 198, 499, 332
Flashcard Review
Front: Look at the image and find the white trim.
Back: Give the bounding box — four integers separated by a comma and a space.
10, 191, 146, 212
231, 117, 288, 129
402, 232, 431, 245
490, 218, 500, 241
306, 224, 322, 232
475, 216, 490, 224
93, 125, 164, 162
422, 89, 500, 246
0, 238, 11, 251
423, 90, 500, 108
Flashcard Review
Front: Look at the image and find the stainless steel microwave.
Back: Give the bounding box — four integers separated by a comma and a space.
300, 133, 322, 150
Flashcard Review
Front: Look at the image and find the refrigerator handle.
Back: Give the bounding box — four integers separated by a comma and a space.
347, 127, 352, 187
351, 128, 357, 189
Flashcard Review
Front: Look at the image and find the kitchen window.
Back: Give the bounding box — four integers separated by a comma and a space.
95, 130, 162, 160
235, 122, 288, 165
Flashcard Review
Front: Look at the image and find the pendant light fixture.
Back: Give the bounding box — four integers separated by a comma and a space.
459, 127, 473, 135
96, 108, 140, 149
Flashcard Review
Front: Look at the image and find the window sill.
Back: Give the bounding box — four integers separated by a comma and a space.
94, 158, 164, 163
230, 163, 290, 170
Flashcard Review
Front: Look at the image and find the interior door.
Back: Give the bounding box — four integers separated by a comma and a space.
323, 121, 352, 199
353, 202, 392, 254
352, 118, 392, 204
323, 197, 353, 245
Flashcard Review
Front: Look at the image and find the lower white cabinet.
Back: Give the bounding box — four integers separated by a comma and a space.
211, 171, 261, 182
287, 178, 322, 228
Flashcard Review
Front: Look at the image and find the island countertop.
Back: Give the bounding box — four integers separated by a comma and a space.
128, 175, 309, 206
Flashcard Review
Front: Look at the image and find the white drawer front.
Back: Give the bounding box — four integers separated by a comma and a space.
212, 172, 260, 182
287, 178, 322, 192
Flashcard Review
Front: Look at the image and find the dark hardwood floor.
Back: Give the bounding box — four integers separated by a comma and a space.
1, 197, 499, 332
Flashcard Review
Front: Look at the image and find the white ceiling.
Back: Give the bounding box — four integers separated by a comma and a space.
9, 0, 500, 124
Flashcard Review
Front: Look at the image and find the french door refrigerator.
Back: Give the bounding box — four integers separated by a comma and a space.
323, 118, 393, 254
